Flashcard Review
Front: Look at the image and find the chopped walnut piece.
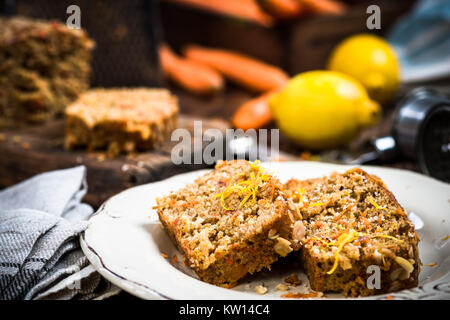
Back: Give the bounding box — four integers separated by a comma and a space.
255, 285, 267, 295
390, 268, 403, 281
276, 284, 289, 291
293, 220, 306, 241
395, 256, 414, 274
274, 237, 292, 257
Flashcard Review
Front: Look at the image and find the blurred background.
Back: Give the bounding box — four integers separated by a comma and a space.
0, 0, 449, 194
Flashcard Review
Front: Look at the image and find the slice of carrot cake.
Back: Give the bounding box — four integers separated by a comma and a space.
65, 88, 178, 155
0, 16, 94, 125
285, 168, 420, 296
156, 160, 305, 287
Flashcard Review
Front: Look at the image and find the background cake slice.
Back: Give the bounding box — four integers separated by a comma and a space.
65, 88, 178, 156
285, 168, 420, 296
156, 160, 305, 287
0, 16, 94, 125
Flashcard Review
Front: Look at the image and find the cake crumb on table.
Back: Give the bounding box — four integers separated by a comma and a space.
284, 273, 301, 286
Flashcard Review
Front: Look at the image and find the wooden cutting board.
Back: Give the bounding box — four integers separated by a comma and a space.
0, 115, 229, 207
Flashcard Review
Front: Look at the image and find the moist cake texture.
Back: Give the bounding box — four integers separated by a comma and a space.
0, 16, 94, 125
156, 160, 305, 287
65, 88, 178, 155
285, 168, 420, 296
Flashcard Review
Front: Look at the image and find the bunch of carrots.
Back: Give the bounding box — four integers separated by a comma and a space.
161, 0, 346, 130
160, 44, 286, 130
169, 0, 346, 25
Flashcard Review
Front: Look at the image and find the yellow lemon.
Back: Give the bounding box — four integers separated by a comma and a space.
327, 34, 400, 104
269, 70, 381, 150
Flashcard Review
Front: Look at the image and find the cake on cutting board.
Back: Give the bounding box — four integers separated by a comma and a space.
65, 88, 179, 156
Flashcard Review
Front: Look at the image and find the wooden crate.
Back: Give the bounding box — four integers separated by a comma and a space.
160, 0, 415, 74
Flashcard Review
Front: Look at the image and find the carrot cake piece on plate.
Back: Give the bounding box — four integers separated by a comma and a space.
156, 160, 305, 287
285, 168, 420, 296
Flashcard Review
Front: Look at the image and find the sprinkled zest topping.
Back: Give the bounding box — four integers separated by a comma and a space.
326, 229, 403, 275
214, 160, 271, 211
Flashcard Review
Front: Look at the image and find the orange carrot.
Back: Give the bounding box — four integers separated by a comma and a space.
183, 45, 289, 93
257, 0, 306, 20
169, 0, 273, 26
300, 0, 346, 15
159, 44, 224, 95
232, 90, 279, 130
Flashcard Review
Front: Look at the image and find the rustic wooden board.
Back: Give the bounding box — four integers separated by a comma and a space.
0, 115, 229, 207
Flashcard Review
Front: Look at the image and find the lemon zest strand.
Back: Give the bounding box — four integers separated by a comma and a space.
309, 202, 324, 207
327, 230, 359, 275
215, 160, 270, 210
369, 234, 403, 243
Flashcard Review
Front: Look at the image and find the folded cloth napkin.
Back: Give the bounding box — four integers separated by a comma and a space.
0, 166, 120, 300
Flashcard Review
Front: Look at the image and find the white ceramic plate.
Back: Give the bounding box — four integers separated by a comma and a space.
81, 161, 450, 300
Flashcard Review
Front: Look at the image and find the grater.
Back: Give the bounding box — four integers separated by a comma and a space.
347, 87, 450, 182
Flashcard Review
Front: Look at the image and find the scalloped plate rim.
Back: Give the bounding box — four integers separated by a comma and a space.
81, 161, 450, 300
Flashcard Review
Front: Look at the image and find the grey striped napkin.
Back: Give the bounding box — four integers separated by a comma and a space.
0, 166, 120, 300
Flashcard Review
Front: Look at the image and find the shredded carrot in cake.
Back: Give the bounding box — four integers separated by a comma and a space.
334, 194, 361, 221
